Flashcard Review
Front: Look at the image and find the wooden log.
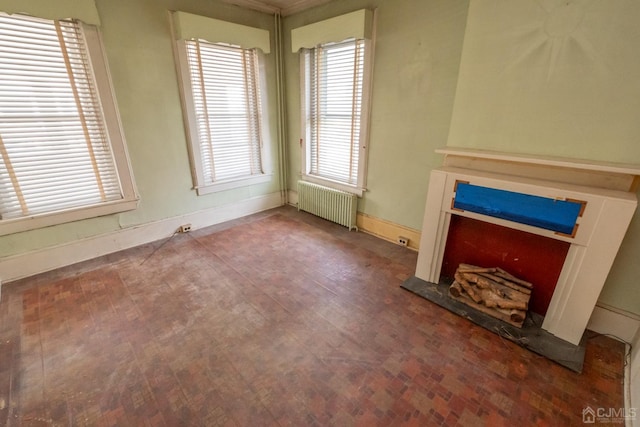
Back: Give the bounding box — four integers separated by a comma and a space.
449, 264, 531, 328
495, 267, 533, 289
478, 275, 529, 303
496, 299, 528, 311
509, 310, 526, 323
461, 272, 529, 303
462, 273, 490, 289
449, 281, 463, 298
477, 272, 532, 295
481, 290, 498, 308
454, 272, 482, 303
479, 289, 528, 310
494, 307, 526, 323
457, 263, 497, 274
450, 291, 525, 327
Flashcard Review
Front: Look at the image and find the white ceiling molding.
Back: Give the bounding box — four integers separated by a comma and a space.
218, 0, 334, 16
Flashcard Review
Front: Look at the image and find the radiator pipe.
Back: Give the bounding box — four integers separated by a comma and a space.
274, 12, 289, 205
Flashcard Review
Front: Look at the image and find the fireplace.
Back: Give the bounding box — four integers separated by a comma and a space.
414, 148, 639, 346
441, 215, 570, 316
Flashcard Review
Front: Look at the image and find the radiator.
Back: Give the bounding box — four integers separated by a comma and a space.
297, 181, 358, 231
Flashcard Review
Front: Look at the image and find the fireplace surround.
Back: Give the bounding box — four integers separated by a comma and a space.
414, 148, 639, 346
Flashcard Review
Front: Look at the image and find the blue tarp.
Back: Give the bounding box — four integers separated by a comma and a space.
453, 183, 582, 235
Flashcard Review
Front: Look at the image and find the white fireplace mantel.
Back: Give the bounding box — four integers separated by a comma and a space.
415, 148, 640, 345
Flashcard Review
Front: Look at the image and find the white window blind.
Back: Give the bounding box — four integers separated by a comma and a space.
0, 13, 124, 221
306, 39, 365, 186
184, 41, 264, 184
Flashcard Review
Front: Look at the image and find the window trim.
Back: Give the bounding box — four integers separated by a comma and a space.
174, 38, 272, 195
0, 19, 138, 236
299, 39, 373, 197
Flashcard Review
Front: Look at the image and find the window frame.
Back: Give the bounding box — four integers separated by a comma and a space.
300, 38, 373, 196
174, 38, 272, 196
0, 16, 138, 236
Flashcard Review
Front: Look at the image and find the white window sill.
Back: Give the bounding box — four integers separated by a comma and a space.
196, 174, 273, 195
301, 175, 365, 197
0, 197, 140, 236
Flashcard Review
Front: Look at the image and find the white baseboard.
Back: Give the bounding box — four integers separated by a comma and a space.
587, 303, 640, 344
0, 192, 283, 285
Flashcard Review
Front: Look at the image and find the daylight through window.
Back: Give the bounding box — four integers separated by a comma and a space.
302, 38, 370, 194
0, 13, 136, 234
179, 40, 268, 193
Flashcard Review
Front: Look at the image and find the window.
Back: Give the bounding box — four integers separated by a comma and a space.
301, 38, 372, 195
0, 13, 137, 235
175, 39, 270, 195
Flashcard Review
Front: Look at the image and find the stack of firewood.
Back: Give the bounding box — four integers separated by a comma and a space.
449, 263, 533, 328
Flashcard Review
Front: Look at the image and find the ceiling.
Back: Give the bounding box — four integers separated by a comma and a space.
218, 0, 334, 16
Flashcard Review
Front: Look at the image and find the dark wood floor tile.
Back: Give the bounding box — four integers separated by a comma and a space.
0, 207, 626, 426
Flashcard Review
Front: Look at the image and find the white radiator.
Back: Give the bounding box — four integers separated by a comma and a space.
297, 181, 358, 231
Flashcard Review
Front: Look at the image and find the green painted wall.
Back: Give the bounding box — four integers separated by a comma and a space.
0, 0, 281, 258
448, 0, 640, 162
448, 0, 640, 315
284, 0, 469, 231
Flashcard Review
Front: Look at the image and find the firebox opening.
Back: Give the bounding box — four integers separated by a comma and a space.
440, 215, 571, 316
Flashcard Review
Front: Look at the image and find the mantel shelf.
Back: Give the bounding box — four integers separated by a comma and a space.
436, 147, 640, 177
